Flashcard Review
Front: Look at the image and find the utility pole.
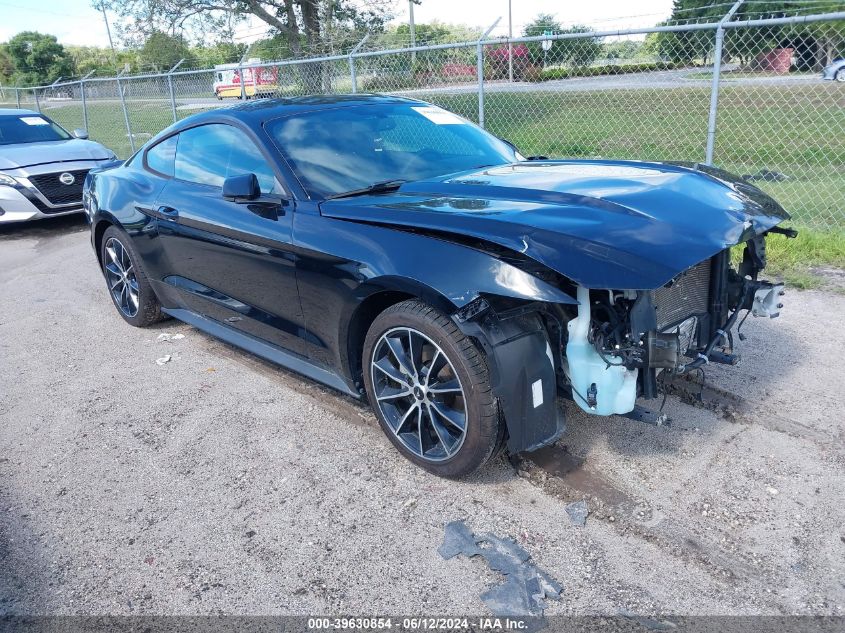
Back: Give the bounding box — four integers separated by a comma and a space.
507, 0, 513, 82
100, 3, 117, 71
409, 0, 416, 63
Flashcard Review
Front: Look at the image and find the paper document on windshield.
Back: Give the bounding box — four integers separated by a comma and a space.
20, 117, 49, 126
411, 106, 465, 125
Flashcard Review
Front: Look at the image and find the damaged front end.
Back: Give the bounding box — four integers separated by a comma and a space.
453, 228, 795, 453
566, 229, 793, 417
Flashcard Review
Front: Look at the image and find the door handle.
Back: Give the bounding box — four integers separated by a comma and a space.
157, 205, 179, 218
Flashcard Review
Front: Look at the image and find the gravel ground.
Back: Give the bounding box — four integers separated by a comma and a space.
1, 215, 843, 617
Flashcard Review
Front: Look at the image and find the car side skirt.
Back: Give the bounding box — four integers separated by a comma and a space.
163, 307, 360, 399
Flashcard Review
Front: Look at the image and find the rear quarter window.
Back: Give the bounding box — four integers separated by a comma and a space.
145, 135, 178, 177
173, 123, 279, 193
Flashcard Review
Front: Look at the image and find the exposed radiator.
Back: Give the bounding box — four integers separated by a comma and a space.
652, 258, 711, 330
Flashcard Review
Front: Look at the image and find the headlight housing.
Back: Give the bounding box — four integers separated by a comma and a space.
0, 173, 18, 187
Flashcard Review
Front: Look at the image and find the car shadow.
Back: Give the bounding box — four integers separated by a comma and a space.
184, 306, 807, 490
0, 214, 88, 243
554, 314, 806, 463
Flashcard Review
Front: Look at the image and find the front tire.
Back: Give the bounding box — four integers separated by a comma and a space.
100, 226, 165, 327
362, 300, 501, 477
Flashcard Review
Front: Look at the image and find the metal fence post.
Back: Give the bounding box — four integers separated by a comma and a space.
348, 34, 370, 94
116, 71, 135, 154
507, 0, 514, 83
167, 59, 185, 124
15, 87, 20, 108
476, 18, 501, 128
80, 80, 87, 131
348, 57, 357, 94
33, 88, 40, 113
705, 0, 744, 165
238, 62, 247, 100
476, 43, 485, 127
167, 75, 177, 123
80, 71, 94, 133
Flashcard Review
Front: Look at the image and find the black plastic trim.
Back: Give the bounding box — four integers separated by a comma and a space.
456, 310, 564, 454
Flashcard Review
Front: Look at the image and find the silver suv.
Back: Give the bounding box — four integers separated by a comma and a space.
0, 109, 117, 223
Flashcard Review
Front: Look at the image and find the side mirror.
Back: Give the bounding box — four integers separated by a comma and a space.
72, 128, 89, 140
222, 173, 260, 202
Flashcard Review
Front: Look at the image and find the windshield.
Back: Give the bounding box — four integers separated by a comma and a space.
0, 115, 71, 146
266, 103, 518, 198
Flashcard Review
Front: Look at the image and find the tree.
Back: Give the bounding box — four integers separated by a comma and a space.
522, 13, 561, 65
0, 46, 14, 82
801, 2, 845, 66
66, 46, 115, 76
140, 31, 195, 72
101, 0, 395, 58
102, 0, 395, 91
372, 21, 478, 70
604, 40, 641, 62
192, 42, 248, 67
522, 15, 601, 68
5, 31, 74, 86
562, 26, 602, 67
657, 0, 845, 68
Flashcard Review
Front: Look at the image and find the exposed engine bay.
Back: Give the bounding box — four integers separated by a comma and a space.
562, 229, 792, 416
454, 228, 795, 454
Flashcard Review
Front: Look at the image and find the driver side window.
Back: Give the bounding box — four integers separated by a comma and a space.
174, 123, 280, 194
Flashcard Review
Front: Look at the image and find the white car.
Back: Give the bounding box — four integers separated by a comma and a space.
0, 109, 117, 223
822, 58, 845, 82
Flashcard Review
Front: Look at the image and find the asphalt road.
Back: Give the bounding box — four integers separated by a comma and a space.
400, 67, 820, 96
1, 214, 844, 617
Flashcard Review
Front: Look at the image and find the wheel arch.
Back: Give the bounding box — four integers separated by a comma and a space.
92, 217, 115, 267
342, 277, 459, 393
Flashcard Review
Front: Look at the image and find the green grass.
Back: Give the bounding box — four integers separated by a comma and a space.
731, 229, 845, 289
13, 81, 845, 282
424, 84, 845, 230
766, 228, 845, 288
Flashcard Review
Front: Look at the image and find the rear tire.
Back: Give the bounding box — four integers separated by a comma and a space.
362, 300, 501, 478
100, 226, 165, 328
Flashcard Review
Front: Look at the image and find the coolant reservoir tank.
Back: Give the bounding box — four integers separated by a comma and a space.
565, 287, 638, 416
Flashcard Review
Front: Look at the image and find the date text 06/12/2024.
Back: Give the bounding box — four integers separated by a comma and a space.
307, 617, 533, 630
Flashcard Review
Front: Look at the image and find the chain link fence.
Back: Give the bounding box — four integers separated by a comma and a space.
1, 10, 843, 231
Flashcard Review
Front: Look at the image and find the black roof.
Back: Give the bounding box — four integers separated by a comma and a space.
188, 94, 423, 127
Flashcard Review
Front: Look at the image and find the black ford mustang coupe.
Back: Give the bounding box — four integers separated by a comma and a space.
84, 95, 793, 477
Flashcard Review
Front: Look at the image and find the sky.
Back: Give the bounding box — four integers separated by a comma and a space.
392, 0, 677, 38
0, 0, 676, 48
